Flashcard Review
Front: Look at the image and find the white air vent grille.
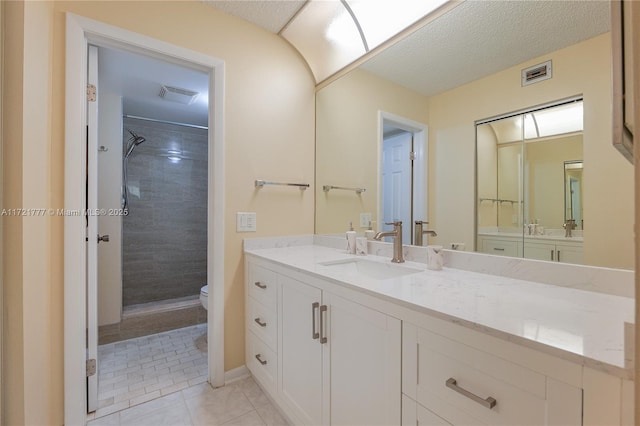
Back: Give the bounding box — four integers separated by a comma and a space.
159, 85, 199, 105
522, 60, 552, 86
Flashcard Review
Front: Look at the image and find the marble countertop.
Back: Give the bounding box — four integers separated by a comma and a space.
245, 243, 633, 379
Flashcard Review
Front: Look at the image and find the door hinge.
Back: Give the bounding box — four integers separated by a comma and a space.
86, 358, 96, 377
410, 151, 416, 161
86, 84, 96, 102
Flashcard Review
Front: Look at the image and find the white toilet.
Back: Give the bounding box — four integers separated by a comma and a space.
199, 285, 208, 310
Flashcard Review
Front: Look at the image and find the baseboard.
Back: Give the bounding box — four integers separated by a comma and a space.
224, 365, 250, 385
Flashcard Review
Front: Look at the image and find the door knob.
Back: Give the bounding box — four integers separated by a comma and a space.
98, 234, 110, 243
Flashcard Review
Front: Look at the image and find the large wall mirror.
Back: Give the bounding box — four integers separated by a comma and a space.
476, 99, 586, 264
315, 1, 634, 269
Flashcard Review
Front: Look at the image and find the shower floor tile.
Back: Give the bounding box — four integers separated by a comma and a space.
93, 324, 208, 419
99, 304, 206, 345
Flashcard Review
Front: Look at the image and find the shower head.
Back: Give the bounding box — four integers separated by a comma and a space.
124, 129, 146, 159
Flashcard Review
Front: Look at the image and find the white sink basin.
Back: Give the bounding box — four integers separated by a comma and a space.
318, 258, 422, 280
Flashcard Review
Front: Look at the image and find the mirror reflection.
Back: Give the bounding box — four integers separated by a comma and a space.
564, 161, 584, 229
476, 100, 585, 264
315, 1, 634, 269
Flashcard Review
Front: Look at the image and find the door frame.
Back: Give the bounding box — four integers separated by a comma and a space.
64, 13, 225, 425
377, 111, 428, 242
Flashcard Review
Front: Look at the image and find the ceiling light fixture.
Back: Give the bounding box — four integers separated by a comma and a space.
282, 0, 449, 83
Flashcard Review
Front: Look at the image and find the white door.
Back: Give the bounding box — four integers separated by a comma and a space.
86, 44, 100, 413
279, 275, 324, 425
325, 292, 401, 426
382, 132, 413, 243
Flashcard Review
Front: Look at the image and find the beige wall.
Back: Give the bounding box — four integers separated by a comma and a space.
3, 1, 59, 424
476, 124, 498, 228
2, 3, 26, 425
316, 68, 429, 234
0, 0, 4, 422
428, 33, 634, 269
3, 1, 315, 423
525, 135, 583, 229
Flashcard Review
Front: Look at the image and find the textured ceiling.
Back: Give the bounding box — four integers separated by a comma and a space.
202, 0, 610, 95
202, 0, 306, 33
360, 0, 611, 96
99, 46, 210, 127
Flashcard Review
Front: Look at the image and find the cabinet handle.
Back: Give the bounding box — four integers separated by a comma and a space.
312, 302, 320, 340
319, 305, 328, 344
446, 378, 496, 409
254, 318, 267, 327
255, 354, 267, 365
550, 249, 554, 261
557, 250, 561, 262
254, 281, 267, 289
493, 247, 505, 251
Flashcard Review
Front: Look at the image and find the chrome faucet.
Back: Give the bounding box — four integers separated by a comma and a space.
563, 219, 577, 237
374, 221, 404, 263
414, 220, 437, 246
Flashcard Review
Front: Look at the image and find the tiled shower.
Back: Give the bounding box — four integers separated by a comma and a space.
120, 116, 207, 327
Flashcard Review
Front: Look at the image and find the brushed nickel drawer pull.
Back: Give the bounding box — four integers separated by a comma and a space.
254, 318, 267, 327
446, 378, 496, 409
557, 250, 561, 262
550, 249, 554, 261
254, 281, 267, 289
319, 305, 328, 344
255, 354, 267, 365
312, 302, 320, 340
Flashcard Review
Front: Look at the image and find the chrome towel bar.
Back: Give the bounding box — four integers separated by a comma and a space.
323, 185, 366, 194
255, 179, 309, 190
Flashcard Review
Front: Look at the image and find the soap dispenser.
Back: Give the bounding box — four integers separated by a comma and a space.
364, 221, 376, 241
346, 222, 356, 254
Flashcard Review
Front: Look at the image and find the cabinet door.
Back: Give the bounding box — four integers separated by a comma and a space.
482, 238, 519, 257
279, 275, 323, 425
325, 292, 401, 426
555, 245, 583, 265
524, 241, 556, 261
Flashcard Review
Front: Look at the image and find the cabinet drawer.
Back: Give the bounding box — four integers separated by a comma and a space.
402, 394, 451, 426
248, 296, 277, 351
248, 263, 277, 308
416, 329, 547, 426
247, 330, 277, 392
482, 239, 519, 257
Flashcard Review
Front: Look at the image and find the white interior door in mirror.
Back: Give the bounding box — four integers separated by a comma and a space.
382, 132, 412, 243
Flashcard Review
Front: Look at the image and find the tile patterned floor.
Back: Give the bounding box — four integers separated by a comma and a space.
99, 304, 206, 345
91, 324, 209, 419
87, 377, 288, 426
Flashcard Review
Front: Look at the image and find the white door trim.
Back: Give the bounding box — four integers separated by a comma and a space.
86, 44, 99, 412
64, 13, 225, 425
377, 111, 428, 240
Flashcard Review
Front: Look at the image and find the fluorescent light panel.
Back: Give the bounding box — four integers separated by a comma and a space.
282, 0, 447, 83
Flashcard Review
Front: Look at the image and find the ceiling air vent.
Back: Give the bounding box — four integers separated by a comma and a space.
521, 60, 552, 86
159, 85, 199, 105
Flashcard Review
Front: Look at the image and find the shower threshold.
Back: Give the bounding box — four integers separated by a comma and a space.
123, 295, 201, 319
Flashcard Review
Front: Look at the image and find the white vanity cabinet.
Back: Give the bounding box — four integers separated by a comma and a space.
245, 245, 633, 426
246, 263, 279, 394
477, 235, 521, 257
402, 322, 583, 426
246, 257, 402, 426
478, 234, 583, 264
523, 240, 583, 264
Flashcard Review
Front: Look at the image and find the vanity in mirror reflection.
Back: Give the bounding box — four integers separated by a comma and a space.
315, 1, 634, 269
476, 99, 585, 264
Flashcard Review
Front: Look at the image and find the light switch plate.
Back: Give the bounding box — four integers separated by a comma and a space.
360, 212, 373, 228
237, 212, 257, 232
